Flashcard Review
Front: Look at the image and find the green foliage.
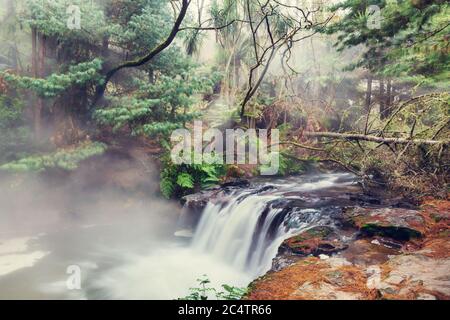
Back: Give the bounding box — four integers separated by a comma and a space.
138, 122, 184, 137
279, 152, 307, 176
383, 92, 449, 140
160, 173, 175, 200
1, 59, 103, 98
325, 0, 449, 85
160, 152, 226, 199
94, 68, 219, 138
0, 141, 107, 172
0, 94, 30, 164
94, 98, 160, 131
180, 275, 248, 300
0, 95, 24, 128
259, 151, 306, 176
106, 0, 188, 74
24, 0, 108, 42
176, 172, 195, 189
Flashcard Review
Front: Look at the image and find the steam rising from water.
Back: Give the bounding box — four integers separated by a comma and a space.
0, 152, 180, 299
94, 173, 355, 299
0, 154, 355, 299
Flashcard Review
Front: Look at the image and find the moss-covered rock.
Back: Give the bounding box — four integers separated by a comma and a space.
343, 207, 425, 240
281, 226, 348, 256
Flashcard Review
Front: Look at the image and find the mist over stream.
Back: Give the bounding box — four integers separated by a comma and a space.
0, 148, 359, 299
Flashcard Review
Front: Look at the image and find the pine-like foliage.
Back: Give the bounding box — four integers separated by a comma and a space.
2, 59, 104, 98
94, 69, 220, 137
0, 141, 107, 172
325, 0, 449, 85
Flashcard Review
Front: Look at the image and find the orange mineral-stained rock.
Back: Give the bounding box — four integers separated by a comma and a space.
281, 226, 348, 257
247, 200, 450, 300
343, 207, 425, 240
246, 256, 377, 300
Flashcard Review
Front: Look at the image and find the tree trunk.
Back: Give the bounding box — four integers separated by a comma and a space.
365, 75, 372, 111
386, 78, 392, 117
148, 69, 154, 84
31, 28, 37, 77
379, 78, 386, 120
31, 28, 43, 141
92, 0, 190, 107
34, 33, 46, 141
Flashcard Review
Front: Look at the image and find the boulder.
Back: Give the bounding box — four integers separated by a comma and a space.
343, 207, 425, 240
281, 226, 348, 257
246, 256, 377, 300
375, 253, 450, 299
220, 178, 250, 188
179, 190, 218, 230
247, 200, 450, 300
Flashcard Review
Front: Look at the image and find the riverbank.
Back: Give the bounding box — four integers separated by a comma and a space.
245, 198, 450, 300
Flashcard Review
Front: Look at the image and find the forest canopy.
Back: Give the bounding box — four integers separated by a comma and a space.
0, 0, 448, 198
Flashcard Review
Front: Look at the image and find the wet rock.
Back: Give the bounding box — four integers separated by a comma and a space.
179, 190, 218, 229
417, 293, 437, 300
349, 194, 382, 206
343, 207, 425, 240
271, 255, 302, 272
181, 192, 211, 209
269, 198, 307, 210
248, 251, 450, 300
340, 239, 400, 266
247, 199, 450, 300
372, 237, 403, 249
295, 281, 362, 300
220, 178, 250, 188
246, 257, 377, 300
377, 253, 450, 299
421, 198, 450, 223
254, 185, 276, 193
281, 226, 348, 257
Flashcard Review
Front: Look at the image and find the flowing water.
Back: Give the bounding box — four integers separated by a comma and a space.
0, 172, 359, 299
191, 173, 356, 277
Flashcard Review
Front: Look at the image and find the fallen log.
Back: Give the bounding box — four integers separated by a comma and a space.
302, 132, 449, 146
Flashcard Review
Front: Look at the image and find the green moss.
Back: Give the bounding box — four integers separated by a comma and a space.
430, 213, 444, 223
306, 226, 333, 238
360, 224, 422, 241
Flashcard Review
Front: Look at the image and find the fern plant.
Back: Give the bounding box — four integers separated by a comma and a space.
159, 151, 226, 199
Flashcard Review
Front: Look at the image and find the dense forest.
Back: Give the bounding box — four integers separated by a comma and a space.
0, 0, 448, 197
0, 0, 448, 301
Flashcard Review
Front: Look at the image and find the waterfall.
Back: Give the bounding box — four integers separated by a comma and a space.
93, 173, 356, 299
189, 173, 355, 277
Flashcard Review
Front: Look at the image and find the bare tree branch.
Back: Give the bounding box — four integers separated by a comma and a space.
303, 131, 449, 146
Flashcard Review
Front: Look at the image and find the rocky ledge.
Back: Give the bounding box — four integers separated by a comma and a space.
178, 179, 251, 231
246, 198, 450, 300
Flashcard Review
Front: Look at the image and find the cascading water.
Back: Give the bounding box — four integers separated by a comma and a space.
189, 173, 356, 277
6, 172, 357, 299
82, 172, 359, 299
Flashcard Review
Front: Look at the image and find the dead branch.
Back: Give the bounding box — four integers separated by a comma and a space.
302, 131, 449, 146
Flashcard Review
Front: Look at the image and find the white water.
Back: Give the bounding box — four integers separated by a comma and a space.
192, 195, 297, 276
191, 173, 354, 277
0, 173, 356, 299
88, 173, 355, 299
